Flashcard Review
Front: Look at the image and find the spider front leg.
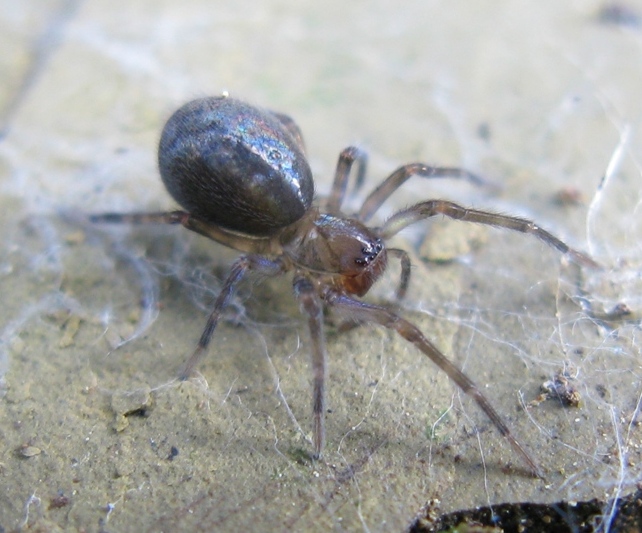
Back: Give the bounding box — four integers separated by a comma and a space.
179, 255, 286, 379
380, 199, 600, 269
387, 248, 411, 301
326, 146, 368, 214
323, 289, 542, 478
90, 211, 288, 377
293, 276, 327, 458
90, 210, 277, 255
358, 164, 487, 223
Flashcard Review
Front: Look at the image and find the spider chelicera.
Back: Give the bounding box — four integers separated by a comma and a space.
90, 96, 599, 477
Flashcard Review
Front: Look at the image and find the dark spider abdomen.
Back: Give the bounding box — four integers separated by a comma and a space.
159, 97, 314, 236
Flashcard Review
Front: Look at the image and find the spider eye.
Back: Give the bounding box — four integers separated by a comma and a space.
354, 238, 384, 267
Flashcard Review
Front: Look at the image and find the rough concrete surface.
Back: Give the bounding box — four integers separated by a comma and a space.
0, 1, 641, 531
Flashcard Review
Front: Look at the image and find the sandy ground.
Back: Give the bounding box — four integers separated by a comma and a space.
1, 1, 641, 531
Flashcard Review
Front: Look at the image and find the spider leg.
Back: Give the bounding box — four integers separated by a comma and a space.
89, 211, 188, 225
90, 210, 277, 255
380, 200, 600, 269
387, 248, 411, 301
178, 255, 286, 379
293, 276, 327, 459
359, 164, 487, 223
90, 211, 287, 375
323, 289, 542, 478
326, 146, 368, 214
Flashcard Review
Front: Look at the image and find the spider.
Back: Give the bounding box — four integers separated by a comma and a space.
90, 96, 599, 477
